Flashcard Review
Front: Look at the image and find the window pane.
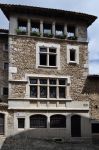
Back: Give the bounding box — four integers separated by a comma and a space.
30, 115, 47, 128
40, 54, 47, 65
49, 55, 56, 66
0, 114, 4, 135
92, 123, 99, 133
50, 115, 66, 128
40, 86, 47, 98
40, 79, 47, 84
40, 47, 47, 52
30, 78, 37, 84
18, 118, 25, 128
3, 87, 8, 96
30, 86, 37, 98
50, 87, 56, 98
70, 49, 76, 61
49, 79, 56, 85
4, 62, 8, 70
59, 79, 66, 85
59, 87, 65, 98
49, 48, 56, 53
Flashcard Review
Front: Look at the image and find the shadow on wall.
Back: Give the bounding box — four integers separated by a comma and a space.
0, 114, 99, 150
82, 76, 99, 94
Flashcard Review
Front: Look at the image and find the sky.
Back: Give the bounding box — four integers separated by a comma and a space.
0, 0, 99, 74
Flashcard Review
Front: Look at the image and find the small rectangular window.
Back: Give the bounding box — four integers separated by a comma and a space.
39, 47, 57, 67
70, 49, 76, 62
3, 87, 8, 96
4, 62, 8, 70
92, 123, 99, 133
3, 43, 8, 51
18, 118, 25, 128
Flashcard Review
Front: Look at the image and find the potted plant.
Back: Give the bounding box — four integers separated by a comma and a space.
43, 33, 53, 38
67, 36, 77, 40
30, 31, 41, 37
16, 28, 27, 35
55, 34, 66, 39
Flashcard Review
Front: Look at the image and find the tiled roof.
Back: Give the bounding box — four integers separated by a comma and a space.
0, 3, 97, 27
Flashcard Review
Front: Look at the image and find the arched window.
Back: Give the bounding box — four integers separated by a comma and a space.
50, 114, 66, 128
0, 113, 4, 135
30, 114, 47, 128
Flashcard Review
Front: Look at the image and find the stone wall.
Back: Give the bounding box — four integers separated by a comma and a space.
9, 35, 88, 99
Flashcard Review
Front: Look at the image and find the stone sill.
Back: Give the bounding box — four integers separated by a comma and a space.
8, 107, 89, 111
8, 97, 72, 101
9, 34, 88, 44
9, 80, 28, 83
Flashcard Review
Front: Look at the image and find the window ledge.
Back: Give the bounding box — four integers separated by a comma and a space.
69, 61, 77, 64
8, 97, 72, 101
38, 65, 57, 69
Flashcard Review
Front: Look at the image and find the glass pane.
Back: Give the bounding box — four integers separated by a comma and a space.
59, 87, 65, 98
40, 79, 47, 84
49, 55, 56, 66
30, 115, 47, 128
0, 114, 4, 134
49, 79, 56, 85
70, 49, 76, 61
40, 54, 47, 65
40, 47, 47, 52
40, 86, 47, 98
49, 48, 56, 53
50, 115, 66, 128
30, 78, 37, 84
59, 79, 66, 85
50, 87, 56, 98
30, 86, 37, 98
18, 118, 25, 128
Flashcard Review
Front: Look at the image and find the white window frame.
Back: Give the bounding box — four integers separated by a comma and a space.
67, 45, 79, 64
36, 42, 60, 70
2, 87, 8, 96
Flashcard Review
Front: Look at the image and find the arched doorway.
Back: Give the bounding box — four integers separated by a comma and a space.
0, 113, 4, 135
71, 115, 81, 137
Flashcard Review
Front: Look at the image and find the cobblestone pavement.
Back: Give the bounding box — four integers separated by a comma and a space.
0, 138, 99, 150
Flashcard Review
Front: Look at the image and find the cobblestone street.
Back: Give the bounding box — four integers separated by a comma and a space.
1, 138, 99, 150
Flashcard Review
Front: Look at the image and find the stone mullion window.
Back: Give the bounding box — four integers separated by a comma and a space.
30, 77, 68, 99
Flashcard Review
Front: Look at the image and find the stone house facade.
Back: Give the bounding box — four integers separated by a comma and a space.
0, 3, 99, 145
